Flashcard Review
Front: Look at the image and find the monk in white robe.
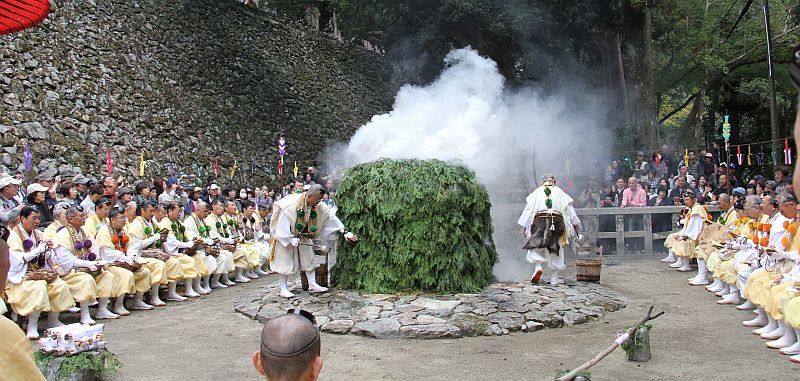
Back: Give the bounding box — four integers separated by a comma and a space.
270, 184, 357, 298
517, 175, 581, 285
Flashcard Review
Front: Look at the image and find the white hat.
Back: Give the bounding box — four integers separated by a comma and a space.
302, 184, 311, 191
26, 183, 49, 194
208, 184, 220, 190
0, 175, 22, 189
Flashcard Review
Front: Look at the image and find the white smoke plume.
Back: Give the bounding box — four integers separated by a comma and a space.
334, 47, 611, 281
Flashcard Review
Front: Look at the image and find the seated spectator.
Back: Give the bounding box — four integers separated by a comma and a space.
25, 183, 53, 228
80, 183, 105, 215
648, 187, 673, 206
621, 177, 647, 208
0, 174, 23, 225
731, 187, 746, 204
699, 181, 715, 204
134, 182, 151, 206
765, 180, 778, 194
57, 181, 80, 208
670, 165, 696, 188
649, 187, 673, 233
633, 151, 648, 181
117, 186, 134, 209
578, 176, 600, 208
668, 175, 689, 201
701, 152, 716, 177
253, 311, 323, 381
656, 177, 668, 191
600, 183, 615, 208
71, 174, 92, 201
713, 174, 730, 197
603, 160, 619, 183
650, 152, 668, 179
679, 149, 702, 178
612, 178, 625, 206
646, 170, 659, 191
643, 182, 654, 199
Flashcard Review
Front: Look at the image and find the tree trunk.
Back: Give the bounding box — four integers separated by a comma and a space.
672, 75, 714, 148
601, 30, 630, 127
623, 0, 657, 150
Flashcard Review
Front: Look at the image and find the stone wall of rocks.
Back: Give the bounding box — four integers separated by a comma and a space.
0, 0, 391, 183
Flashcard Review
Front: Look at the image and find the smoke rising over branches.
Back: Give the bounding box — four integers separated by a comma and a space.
331, 47, 611, 281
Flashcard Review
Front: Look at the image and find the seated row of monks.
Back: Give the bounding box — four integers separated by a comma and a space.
4, 198, 272, 339
662, 189, 800, 363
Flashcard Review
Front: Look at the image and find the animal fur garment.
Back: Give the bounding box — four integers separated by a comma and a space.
523, 212, 565, 255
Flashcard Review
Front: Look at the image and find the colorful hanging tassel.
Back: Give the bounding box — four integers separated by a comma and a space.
106, 148, 113, 175
756, 145, 765, 166
655, 150, 661, 167
736, 145, 743, 166
684, 149, 689, 166
214, 158, 219, 178
23, 142, 32, 172
747, 145, 752, 166
785, 139, 793, 165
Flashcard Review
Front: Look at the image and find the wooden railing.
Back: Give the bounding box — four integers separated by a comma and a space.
575, 206, 721, 255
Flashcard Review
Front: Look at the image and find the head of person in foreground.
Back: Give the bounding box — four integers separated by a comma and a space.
253, 311, 323, 381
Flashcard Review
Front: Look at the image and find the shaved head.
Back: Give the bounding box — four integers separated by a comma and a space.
257, 314, 321, 381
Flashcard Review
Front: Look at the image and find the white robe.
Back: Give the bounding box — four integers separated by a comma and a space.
269, 193, 345, 275
517, 184, 580, 271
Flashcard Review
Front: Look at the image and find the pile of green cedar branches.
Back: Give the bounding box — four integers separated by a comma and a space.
331, 159, 497, 293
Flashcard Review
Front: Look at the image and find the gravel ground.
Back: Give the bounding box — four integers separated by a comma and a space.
105, 256, 800, 380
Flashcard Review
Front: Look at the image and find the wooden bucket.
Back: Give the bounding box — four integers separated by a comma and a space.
575, 246, 603, 282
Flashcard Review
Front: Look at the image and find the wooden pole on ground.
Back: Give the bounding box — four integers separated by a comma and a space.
555, 306, 665, 381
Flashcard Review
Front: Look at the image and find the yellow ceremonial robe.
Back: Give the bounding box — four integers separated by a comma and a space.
745, 220, 800, 309
784, 291, 800, 329
83, 213, 107, 240
95, 225, 152, 294
126, 217, 182, 283
204, 213, 236, 274
5, 228, 74, 315
53, 226, 117, 299
0, 316, 46, 381
715, 215, 764, 284
158, 217, 199, 278
42, 221, 63, 240
665, 204, 708, 258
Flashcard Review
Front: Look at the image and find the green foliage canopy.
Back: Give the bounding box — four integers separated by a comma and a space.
331, 159, 497, 293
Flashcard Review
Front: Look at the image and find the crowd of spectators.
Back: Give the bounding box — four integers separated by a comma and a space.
575, 145, 792, 209
0, 166, 338, 229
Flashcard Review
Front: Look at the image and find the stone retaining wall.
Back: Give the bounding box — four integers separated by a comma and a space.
0, 0, 391, 183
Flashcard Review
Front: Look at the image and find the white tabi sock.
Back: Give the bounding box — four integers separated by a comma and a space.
47, 311, 64, 328
306, 270, 328, 293
25, 311, 41, 339
79, 300, 95, 325
278, 274, 294, 298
